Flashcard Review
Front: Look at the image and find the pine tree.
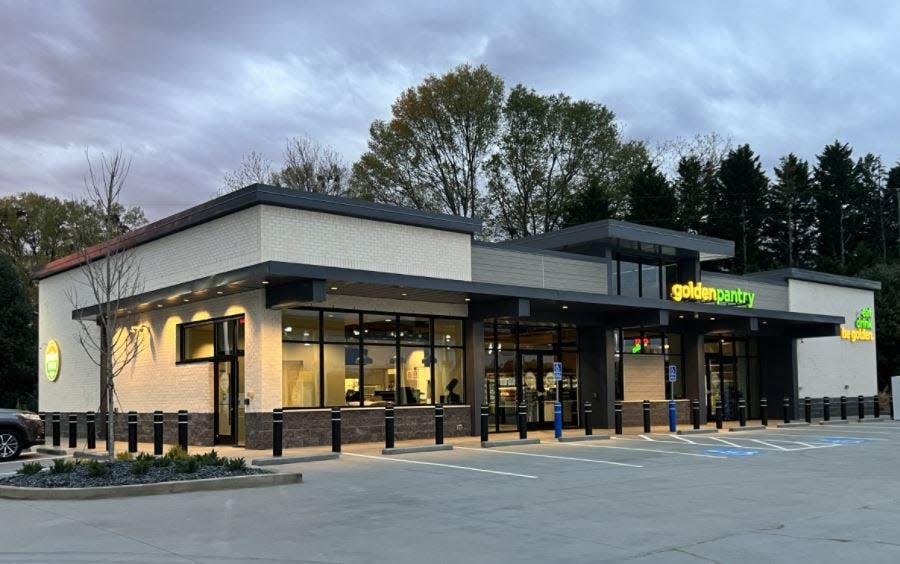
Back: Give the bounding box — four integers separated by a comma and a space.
674, 155, 717, 233
812, 141, 861, 273
0, 256, 37, 409
625, 163, 678, 230
762, 154, 815, 268
708, 145, 768, 273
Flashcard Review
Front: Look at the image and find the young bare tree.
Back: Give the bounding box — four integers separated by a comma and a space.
221, 150, 274, 193
68, 149, 147, 459
272, 136, 349, 195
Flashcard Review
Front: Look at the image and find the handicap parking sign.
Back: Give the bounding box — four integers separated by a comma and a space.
552, 361, 563, 381
703, 448, 764, 457
667, 365, 677, 383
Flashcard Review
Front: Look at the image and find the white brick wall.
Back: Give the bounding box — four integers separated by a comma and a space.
790, 280, 878, 397
260, 206, 472, 281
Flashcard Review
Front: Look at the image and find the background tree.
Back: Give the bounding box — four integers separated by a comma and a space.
673, 155, 717, 233
69, 150, 148, 458
221, 151, 274, 193
812, 141, 861, 273
486, 85, 624, 238
708, 144, 768, 273
761, 154, 816, 268
860, 263, 900, 393
624, 162, 678, 229
855, 153, 891, 265
272, 136, 349, 195
889, 162, 900, 259
351, 64, 504, 217
0, 255, 37, 410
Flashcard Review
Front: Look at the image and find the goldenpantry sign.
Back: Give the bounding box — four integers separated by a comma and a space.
45, 340, 61, 382
670, 280, 756, 309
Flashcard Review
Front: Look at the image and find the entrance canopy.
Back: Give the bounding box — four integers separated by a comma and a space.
73, 260, 843, 340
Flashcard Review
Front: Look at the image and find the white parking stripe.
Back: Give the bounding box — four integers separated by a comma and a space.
767, 428, 895, 438
612, 434, 837, 452
669, 434, 697, 444
343, 452, 538, 479
558, 442, 728, 459
708, 437, 744, 448
748, 439, 789, 451
639, 434, 654, 441
456, 446, 643, 468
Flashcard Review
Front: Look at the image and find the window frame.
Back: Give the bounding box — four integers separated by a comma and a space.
177, 314, 245, 364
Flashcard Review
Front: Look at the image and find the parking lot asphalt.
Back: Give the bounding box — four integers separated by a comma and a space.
2, 422, 900, 563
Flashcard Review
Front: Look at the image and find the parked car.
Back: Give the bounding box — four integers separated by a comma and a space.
0, 409, 45, 461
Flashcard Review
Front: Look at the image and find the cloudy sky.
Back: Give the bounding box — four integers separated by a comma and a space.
2, 1, 899, 219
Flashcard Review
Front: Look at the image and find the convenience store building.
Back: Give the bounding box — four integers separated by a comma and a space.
34, 184, 880, 447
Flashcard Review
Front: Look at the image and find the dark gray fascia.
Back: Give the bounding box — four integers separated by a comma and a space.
745, 268, 882, 291
471, 240, 611, 264
497, 219, 734, 261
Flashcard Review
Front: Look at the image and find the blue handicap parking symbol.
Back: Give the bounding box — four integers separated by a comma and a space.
703, 448, 764, 457
815, 437, 865, 445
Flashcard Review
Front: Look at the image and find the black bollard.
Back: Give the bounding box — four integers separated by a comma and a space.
804, 397, 811, 424
68, 414, 78, 448
715, 399, 723, 430
52, 412, 60, 447
783, 397, 791, 424
691, 399, 700, 430
272, 408, 283, 457
153, 411, 163, 455
127, 411, 138, 453
858, 395, 865, 420
760, 397, 768, 427
105, 412, 111, 453
86, 412, 96, 450
177, 410, 188, 452
891, 396, 895, 420
840, 396, 847, 420
39, 412, 46, 436
874, 396, 881, 419
331, 408, 342, 453
517, 402, 528, 440
739, 398, 747, 427
385, 403, 395, 449
435, 404, 444, 445
480, 404, 489, 443
584, 401, 593, 436
614, 401, 623, 435
823, 397, 831, 421
642, 400, 651, 433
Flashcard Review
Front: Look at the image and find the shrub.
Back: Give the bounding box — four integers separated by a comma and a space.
196, 450, 223, 467
17, 462, 43, 475
135, 452, 155, 463
223, 457, 246, 471
174, 457, 199, 473
86, 459, 110, 477
49, 459, 76, 474
152, 455, 172, 468
116, 451, 134, 461
130, 458, 151, 475
165, 445, 190, 461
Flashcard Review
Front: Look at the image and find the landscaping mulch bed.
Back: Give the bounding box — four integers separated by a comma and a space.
1, 459, 268, 489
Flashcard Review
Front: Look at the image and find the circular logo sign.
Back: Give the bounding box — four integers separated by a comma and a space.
45, 340, 61, 382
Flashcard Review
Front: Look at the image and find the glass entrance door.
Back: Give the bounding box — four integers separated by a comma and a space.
521, 352, 557, 429
706, 353, 738, 419
214, 358, 245, 445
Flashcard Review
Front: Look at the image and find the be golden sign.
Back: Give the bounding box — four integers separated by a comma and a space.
670, 281, 756, 308
45, 340, 61, 382
840, 308, 874, 342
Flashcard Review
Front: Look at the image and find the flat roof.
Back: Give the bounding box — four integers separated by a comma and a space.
32, 184, 483, 280
744, 268, 881, 291
498, 219, 734, 261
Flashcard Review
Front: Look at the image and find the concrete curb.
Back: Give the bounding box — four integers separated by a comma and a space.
382, 445, 453, 455
0, 470, 302, 500
481, 438, 540, 448
776, 422, 810, 428
35, 447, 68, 456
728, 425, 767, 432
677, 428, 719, 435
818, 420, 850, 425
251, 453, 339, 466
858, 418, 889, 423
557, 434, 610, 442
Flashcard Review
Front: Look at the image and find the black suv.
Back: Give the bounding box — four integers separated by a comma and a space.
0, 409, 45, 461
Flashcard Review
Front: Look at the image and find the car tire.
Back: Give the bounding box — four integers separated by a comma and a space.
0, 429, 23, 461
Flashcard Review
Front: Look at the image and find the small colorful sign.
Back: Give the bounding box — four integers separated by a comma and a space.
45, 340, 61, 382
840, 308, 874, 342
670, 280, 756, 308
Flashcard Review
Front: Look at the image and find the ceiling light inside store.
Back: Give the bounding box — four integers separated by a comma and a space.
330, 287, 338, 291
217, 291, 223, 295
401, 293, 407, 297
284, 326, 293, 333
183, 298, 190, 303
709, 317, 716, 321
157, 304, 163, 308
562, 305, 569, 310
262, 280, 269, 285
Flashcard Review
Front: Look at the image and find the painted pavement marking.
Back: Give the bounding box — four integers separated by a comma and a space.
456, 446, 643, 468
342, 452, 538, 479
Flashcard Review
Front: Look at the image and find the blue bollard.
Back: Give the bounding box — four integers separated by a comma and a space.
554, 402, 562, 439
668, 400, 677, 432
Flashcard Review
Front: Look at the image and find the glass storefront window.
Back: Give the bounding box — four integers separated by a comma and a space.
399, 346, 429, 404
324, 344, 360, 406
400, 316, 431, 345
433, 318, 462, 347
283, 342, 320, 407
641, 262, 660, 299
560, 325, 577, 349
324, 312, 361, 343
662, 263, 678, 294
182, 323, 214, 361
364, 345, 397, 403
363, 314, 396, 344
283, 310, 319, 343
518, 323, 557, 350
666, 333, 682, 355
619, 261, 640, 297
434, 347, 464, 405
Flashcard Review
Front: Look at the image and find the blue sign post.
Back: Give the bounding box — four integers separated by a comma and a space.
667, 366, 677, 432
553, 362, 563, 438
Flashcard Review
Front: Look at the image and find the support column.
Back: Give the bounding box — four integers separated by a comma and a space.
683, 332, 707, 424
465, 319, 485, 437
578, 326, 615, 428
